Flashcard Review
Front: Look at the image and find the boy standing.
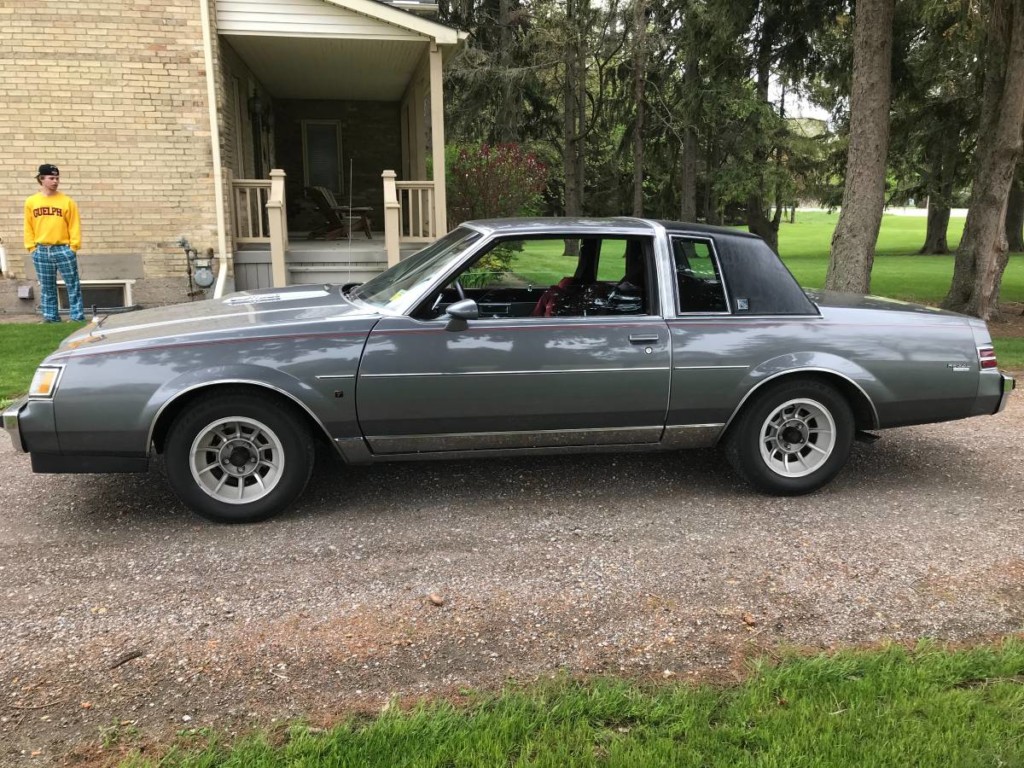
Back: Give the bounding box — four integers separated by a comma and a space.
24, 164, 84, 322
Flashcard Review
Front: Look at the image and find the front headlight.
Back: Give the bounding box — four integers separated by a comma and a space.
29, 365, 64, 399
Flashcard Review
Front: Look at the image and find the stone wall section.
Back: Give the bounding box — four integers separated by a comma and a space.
0, 0, 221, 310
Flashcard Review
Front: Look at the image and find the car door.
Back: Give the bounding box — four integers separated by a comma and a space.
355, 235, 672, 455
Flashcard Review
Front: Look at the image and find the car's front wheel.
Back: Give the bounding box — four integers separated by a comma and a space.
725, 378, 854, 495
165, 391, 315, 523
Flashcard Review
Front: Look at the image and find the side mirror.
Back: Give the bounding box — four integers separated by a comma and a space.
446, 298, 479, 320
445, 298, 478, 331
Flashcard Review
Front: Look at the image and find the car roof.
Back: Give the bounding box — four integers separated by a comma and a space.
459, 217, 761, 241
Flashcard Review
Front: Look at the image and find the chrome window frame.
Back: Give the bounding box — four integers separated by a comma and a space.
669, 235, 732, 317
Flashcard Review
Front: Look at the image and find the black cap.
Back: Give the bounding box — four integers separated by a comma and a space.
37, 164, 59, 177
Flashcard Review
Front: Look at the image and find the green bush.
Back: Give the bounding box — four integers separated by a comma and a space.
447, 143, 548, 225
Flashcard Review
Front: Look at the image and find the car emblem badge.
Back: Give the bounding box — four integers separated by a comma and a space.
947, 362, 970, 372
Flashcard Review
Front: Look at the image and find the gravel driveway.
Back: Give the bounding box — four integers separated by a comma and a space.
2, 396, 1022, 765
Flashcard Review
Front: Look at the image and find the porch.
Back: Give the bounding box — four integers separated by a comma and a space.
229, 170, 431, 291
212, 0, 467, 293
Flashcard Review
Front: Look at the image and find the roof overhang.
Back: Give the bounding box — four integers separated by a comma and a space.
218, 0, 467, 101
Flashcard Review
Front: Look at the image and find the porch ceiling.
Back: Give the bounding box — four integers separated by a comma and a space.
224, 35, 429, 101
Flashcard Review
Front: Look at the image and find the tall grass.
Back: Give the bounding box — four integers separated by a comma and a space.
122, 641, 1024, 767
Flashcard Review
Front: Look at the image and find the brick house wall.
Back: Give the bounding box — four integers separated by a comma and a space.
0, 0, 224, 312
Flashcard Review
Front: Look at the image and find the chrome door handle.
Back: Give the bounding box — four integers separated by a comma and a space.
629, 334, 659, 344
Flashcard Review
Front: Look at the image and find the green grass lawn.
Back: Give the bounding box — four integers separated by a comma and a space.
776, 210, 1024, 306
0, 322, 85, 406
119, 641, 1024, 767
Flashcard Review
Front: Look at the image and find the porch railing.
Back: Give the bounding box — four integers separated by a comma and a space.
230, 171, 288, 287
231, 178, 271, 242
396, 181, 436, 242
382, 170, 437, 267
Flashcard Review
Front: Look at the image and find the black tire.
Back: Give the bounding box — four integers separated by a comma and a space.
164, 391, 315, 523
724, 378, 854, 496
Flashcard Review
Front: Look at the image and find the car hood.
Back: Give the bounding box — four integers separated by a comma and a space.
56, 285, 381, 355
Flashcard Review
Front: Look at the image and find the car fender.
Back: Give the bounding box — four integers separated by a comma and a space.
723, 351, 885, 437
144, 364, 345, 453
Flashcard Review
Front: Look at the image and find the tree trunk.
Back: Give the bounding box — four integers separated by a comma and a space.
745, 17, 781, 253
943, 0, 1024, 319
679, 53, 699, 222
746, 200, 780, 253
921, 203, 951, 254
1007, 174, 1024, 251
631, 0, 647, 217
495, 0, 520, 142
825, 0, 894, 293
562, 0, 586, 218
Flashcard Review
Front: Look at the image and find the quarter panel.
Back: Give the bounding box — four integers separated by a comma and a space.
667, 310, 979, 428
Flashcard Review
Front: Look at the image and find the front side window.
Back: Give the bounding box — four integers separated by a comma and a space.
673, 237, 728, 313
414, 236, 656, 320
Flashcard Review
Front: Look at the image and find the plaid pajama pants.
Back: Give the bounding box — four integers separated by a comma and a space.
32, 244, 85, 322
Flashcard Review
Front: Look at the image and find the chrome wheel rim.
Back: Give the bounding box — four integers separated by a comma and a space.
758, 398, 836, 478
189, 417, 285, 504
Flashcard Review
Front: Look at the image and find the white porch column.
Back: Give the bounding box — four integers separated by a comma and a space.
267, 169, 288, 287
382, 170, 401, 267
428, 43, 448, 236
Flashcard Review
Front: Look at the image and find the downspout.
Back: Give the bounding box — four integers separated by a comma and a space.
199, 0, 230, 298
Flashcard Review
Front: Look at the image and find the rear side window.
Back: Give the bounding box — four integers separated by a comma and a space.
673, 237, 728, 313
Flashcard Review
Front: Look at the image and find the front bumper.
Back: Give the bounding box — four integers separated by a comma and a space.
996, 372, 1015, 414
2, 397, 28, 453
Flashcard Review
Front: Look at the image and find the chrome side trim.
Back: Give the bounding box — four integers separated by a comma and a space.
673, 365, 749, 371
315, 374, 356, 380
2, 398, 28, 453
146, 379, 340, 457
362, 367, 669, 379
717, 368, 880, 442
367, 425, 663, 454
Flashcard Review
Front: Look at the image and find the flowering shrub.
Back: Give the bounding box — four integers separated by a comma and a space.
447, 144, 549, 287
447, 143, 548, 223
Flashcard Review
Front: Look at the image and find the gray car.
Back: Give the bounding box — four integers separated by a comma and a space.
3, 218, 1015, 523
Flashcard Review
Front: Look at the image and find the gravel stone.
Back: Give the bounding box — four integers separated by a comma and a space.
0, 394, 1022, 764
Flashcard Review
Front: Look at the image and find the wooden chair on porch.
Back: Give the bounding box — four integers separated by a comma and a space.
306, 186, 374, 240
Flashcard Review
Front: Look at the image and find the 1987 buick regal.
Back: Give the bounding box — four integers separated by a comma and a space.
3, 218, 1015, 523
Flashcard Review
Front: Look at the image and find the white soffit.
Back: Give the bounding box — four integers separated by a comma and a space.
224, 36, 426, 100
217, 0, 466, 100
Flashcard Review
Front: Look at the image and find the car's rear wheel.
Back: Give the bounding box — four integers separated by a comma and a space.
725, 378, 854, 495
165, 391, 315, 523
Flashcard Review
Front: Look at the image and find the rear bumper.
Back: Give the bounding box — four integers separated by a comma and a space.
995, 372, 1015, 414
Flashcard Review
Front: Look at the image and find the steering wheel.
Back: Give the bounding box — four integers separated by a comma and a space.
454, 280, 466, 301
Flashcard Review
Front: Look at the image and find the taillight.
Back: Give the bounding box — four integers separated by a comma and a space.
978, 346, 999, 370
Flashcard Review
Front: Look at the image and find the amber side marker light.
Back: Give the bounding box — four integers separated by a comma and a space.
978, 346, 999, 370
28, 366, 64, 398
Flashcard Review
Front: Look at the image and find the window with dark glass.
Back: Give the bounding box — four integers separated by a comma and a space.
673, 237, 728, 313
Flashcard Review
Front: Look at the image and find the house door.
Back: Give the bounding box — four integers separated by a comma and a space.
303, 120, 343, 193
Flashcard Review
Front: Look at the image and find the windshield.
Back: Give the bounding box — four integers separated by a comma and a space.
350, 228, 482, 310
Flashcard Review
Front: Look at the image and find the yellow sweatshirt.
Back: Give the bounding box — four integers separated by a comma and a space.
24, 191, 81, 252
